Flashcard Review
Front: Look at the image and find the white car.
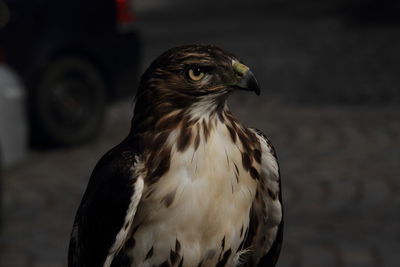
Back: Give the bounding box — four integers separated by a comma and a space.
0, 64, 27, 167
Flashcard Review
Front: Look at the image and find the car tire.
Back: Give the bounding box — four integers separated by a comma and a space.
30, 57, 107, 146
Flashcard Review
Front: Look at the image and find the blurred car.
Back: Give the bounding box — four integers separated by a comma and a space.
0, 64, 28, 231
0, 64, 27, 167
0, 0, 141, 146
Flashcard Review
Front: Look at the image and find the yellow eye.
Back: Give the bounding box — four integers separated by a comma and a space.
187, 67, 205, 81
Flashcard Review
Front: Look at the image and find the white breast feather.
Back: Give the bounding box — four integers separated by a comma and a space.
130, 119, 258, 266
103, 175, 144, 267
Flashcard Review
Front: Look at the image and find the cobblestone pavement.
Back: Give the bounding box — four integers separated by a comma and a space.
1, 97, 399, 267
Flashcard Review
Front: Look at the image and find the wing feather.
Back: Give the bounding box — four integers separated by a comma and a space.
244, 128, 284, 267
68, 140, 143, 267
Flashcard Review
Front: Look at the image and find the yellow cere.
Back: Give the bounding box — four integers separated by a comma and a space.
232, 61, 249, 76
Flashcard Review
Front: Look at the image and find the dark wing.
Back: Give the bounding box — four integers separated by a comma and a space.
244, 129, 283, 267
68, 140, 143, 267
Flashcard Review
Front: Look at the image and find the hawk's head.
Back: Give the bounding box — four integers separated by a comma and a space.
132, 45, 260, 134
135, 45, 259, 111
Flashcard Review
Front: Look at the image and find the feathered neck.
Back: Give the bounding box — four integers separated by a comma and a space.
130, 85, 229, 138
124, 87, 261, 187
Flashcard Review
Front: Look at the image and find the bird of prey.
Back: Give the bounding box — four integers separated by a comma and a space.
68, 45, 283, 267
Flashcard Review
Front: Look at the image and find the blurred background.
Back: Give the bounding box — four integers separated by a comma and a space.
1, 0, 399, 266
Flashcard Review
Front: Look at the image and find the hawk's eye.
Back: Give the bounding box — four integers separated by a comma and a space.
186, 66, 206, 81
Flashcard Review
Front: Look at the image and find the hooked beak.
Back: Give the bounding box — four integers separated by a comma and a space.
232, 62, 260, 96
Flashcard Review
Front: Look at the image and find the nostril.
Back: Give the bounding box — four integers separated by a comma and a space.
232, 62, 249, 79
236, 72, 244, 78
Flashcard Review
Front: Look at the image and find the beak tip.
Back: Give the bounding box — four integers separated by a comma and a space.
249, 77, 261, 96
232, 65, 261, 96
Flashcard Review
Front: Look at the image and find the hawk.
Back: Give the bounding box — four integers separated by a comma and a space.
68, 45, 283, 267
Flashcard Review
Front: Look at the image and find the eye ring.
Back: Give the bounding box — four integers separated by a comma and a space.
187, 67, 206, 81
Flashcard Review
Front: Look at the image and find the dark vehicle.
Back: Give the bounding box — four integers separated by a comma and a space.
0, 0, 141, 145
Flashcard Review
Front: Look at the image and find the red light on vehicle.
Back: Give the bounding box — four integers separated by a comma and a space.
116, 0, 135, 24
